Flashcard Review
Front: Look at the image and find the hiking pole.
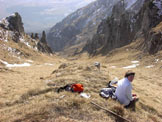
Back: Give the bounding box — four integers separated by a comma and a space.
90, 101, 131, 122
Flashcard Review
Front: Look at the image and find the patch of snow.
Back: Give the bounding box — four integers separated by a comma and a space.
20, 37, 32, 48
131, 61, 139, 63
125, 0, 138, 10
45, 80, 52, 84
59, 95, 66, 99
0, 59, 31, 68
155, 59, 159, 63
17, 52, 21, 55
55, 30, 61, 38
0, 44, 22, 59
111, 66, 116, 68
7, 63, 31, 68
10, 13, 16, 17
0, 30, 3, 34
145, 65, 154, 68
34, 47, 38, 51
7, 47, 16, 52
0, 18, 9, 28
27, 60, 33, 63
25, 42, 32, 48
130, 17, 136, 23
44, 63, 53, 66
12, 55, 21, 60
153, 0, 162, 16
19, 37, 25, 42
123, 64, 139, 69
4, 39, 8, 42
0, 28, 15, 43
130, 24, 133, 32
0, 29, 7, 42
0, 60, 8, 65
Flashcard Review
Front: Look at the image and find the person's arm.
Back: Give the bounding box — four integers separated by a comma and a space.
126, 85, 133, 101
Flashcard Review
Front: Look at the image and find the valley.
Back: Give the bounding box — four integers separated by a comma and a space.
1, 44, 162, 121
0, 0, 162, 121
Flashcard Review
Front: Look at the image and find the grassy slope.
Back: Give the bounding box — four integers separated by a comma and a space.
1, 41, 162, 121
1, 23, 162, 121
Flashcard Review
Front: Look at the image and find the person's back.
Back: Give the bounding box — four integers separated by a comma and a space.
115, 78, 133, 106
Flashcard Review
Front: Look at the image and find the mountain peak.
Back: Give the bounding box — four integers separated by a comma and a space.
0, 12, 24, 34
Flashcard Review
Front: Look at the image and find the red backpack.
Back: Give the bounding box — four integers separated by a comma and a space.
71, 84, 84, 93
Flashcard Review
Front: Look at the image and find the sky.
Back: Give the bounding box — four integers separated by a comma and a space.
0, 0, 96, 33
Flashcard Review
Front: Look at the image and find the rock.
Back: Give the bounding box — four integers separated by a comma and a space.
0, 12, 24, 43
94, 62, 100, 69
34, 33, 39, 40
58, 63, 68, 69
83, 0, 162, 55
40, 31, 46, 43
37, 31, 53, 54
40, 77, 44, 79
0, 12, 24, 34
144, 23, 162, 54
31, 33, 34, 39
0, 13, 53, 55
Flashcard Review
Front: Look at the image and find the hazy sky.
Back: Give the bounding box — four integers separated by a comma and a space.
0, 0, 96, 33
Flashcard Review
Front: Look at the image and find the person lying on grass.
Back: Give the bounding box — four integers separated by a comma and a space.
115, 70, 138, 108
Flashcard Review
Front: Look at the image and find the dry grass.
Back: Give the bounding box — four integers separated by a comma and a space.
1, 40, 162, 121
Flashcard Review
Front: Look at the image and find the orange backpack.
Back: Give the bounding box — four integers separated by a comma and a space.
71, 84, 84, 93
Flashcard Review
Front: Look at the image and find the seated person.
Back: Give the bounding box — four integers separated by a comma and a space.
115, 70, 138, 108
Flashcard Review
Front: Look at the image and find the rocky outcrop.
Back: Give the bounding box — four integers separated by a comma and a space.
0, 12, 24, 34
40, 31, 46, 43
47, 0, 120, 52
144, 22, 162, 54
0, 12, 24, 42
37, 31, 53, 53
30, 33, 40, 40
83, 0, 162, 55
141, 0, 162, 54
0, 13, 53, 54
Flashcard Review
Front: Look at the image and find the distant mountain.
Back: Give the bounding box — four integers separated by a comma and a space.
47, 0, 121, 52
83, 0, 162, 55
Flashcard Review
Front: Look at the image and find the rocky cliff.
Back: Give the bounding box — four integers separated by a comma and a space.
83, 0, 162, 55
0, 12, 24, 42
37, 31, 53, 53
0, 12, 24, 34
47, 0, 120, 52
0, 13, 53, 54
142, 0, 162, 54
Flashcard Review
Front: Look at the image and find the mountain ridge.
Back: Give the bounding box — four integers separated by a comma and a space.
47, 0, 120, 52
83, 0, 162, 55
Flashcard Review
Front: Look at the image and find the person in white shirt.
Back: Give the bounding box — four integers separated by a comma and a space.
115, 71, 138, 108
